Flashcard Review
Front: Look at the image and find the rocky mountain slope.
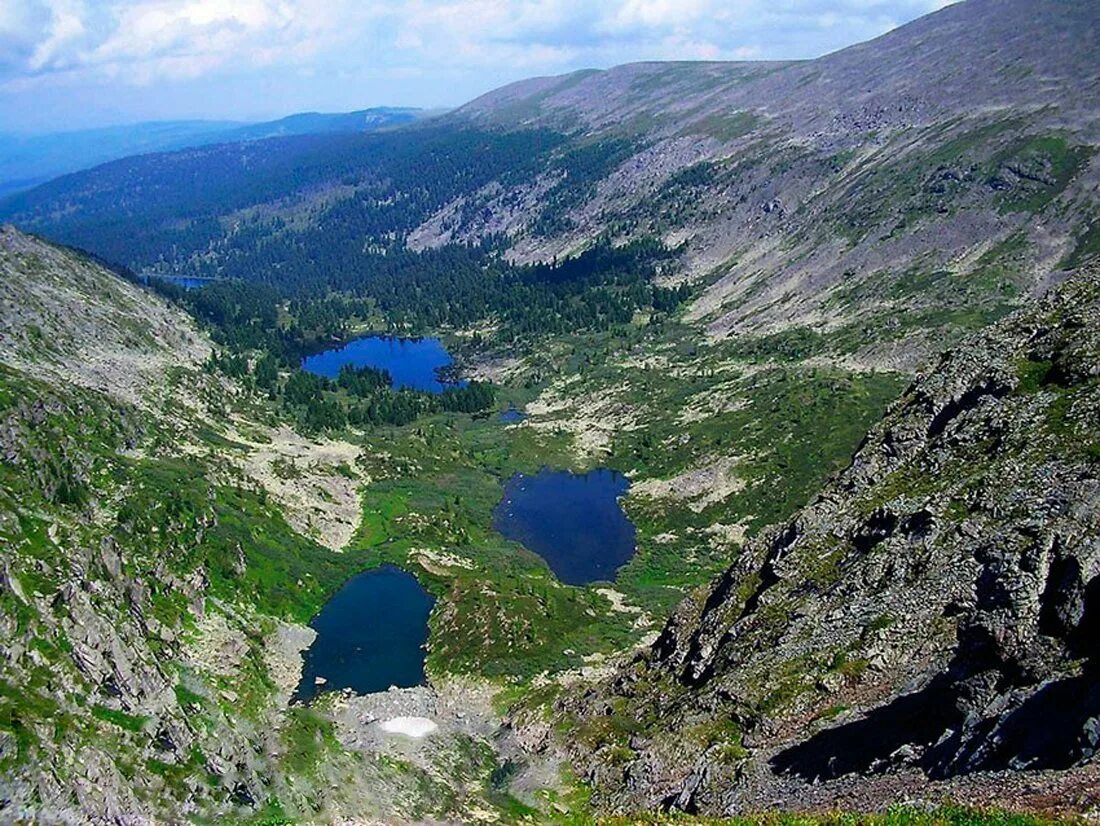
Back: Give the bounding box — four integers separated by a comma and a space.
0, 227, 210, 405
440, 0, 1100, 367
0, 228, 511, 823
3, 0, 1098, 373
458, 0, 1097, 137
550, 263, 1100, 816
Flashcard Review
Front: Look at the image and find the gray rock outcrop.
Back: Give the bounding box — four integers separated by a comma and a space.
557, 266, 1100, 815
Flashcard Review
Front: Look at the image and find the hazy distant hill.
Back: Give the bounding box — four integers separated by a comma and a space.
0, 107, 423, 196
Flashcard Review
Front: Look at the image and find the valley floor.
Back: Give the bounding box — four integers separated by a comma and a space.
3, 227, 1096, 823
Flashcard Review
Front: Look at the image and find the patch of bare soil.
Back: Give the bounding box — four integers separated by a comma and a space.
705, 520, 750, 549
524, 379, 643, 460
228, 424, 364, 551
410, 547, 476, 575
630, 455, 746, 512
464, 354, 523, 383
595, 587, 653, 632
676, 377, 750, 424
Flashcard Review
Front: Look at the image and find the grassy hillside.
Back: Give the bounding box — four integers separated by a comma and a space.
0, 0, 1098, 820
0, 229, 536, 822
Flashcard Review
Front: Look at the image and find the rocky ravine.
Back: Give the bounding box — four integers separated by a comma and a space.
551, 266, 1100, 816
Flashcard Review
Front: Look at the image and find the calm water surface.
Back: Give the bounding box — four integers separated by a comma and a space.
141, 274, 214, 290
301, 335, 462, 393
294, 566, 434, 702
492, 467, 636, 585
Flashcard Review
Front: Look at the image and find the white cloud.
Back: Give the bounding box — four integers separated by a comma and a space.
3, 0, 357, 83
605, 0, 710, 31
28, 0, 87, 71
0, 1, 53, 71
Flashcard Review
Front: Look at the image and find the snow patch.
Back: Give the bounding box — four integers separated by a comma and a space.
379, 716, 439, 738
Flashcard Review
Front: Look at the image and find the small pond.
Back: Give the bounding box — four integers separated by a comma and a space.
499, 406, 527, 423
492, 467, 636, 586
294, 565, 434, 702
301, 335, 463, 393
141, 273, 215, 290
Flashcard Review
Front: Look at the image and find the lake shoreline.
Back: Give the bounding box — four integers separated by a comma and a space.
293, 564, 435, 703
493, 466, 637, 586
302, 334, 466, 394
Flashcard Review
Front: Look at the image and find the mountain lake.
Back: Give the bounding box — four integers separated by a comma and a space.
294, 566, 435, 702
301, 335, 463, 393
492, 467, 637, 586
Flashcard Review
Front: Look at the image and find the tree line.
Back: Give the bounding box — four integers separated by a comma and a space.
153, 237, 687, 434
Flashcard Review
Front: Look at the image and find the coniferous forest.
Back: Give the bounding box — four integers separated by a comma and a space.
152, 237, 685, 431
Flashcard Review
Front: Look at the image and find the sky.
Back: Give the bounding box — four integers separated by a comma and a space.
0, 0, 954, 134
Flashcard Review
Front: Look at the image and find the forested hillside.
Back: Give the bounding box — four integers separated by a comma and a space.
3, 0, 1099, 372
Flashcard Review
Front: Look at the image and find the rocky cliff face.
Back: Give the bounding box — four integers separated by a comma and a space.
555, 265, 1100, 815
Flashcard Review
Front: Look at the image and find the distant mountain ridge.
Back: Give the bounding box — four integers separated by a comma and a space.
456, 0, 1098, 136
2, 0, 1099, 376
0, 107, 424, 196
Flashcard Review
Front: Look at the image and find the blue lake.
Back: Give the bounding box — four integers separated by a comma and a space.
141, 273, 214, 290
492, 468, 637, 586
294, 566, 435, 702
499, 406, 527, 423
301, 335, 462, 393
